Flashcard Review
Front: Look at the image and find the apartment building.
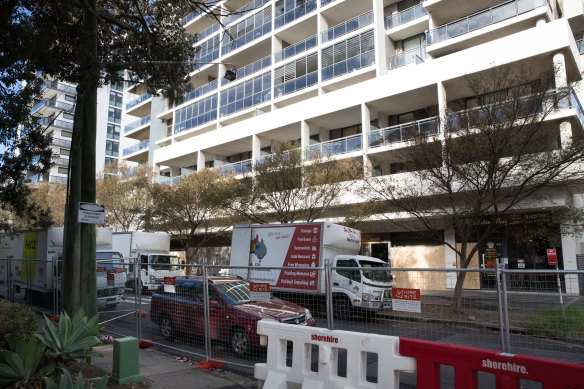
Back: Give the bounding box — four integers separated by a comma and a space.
121, 0, 584, 293
28, 78, 126, 184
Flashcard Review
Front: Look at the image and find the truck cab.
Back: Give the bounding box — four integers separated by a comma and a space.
137, 252, 182, 292
96, 250, 127, 308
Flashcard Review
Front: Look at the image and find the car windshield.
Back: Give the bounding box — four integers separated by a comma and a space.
359, 261, 392, 283
96, 251, 123, 273
149, 255, 180, 271
214, 281, 274, 305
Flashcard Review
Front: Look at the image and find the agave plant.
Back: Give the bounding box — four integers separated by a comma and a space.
36, 309, 103, 373
44, 370, 107, 389
0, 336, 56, 388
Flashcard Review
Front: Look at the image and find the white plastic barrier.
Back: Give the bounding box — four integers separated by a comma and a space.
254, 320, 416, 389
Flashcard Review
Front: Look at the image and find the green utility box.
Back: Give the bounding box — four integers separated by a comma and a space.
111, 337, 142, 384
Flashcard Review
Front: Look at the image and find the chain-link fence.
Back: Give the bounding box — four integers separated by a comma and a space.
1, 257, 583, 372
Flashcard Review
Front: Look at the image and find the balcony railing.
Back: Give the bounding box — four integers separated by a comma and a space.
223, 0, 270, 26
389, 45, 427, 69
368, 117, 439, 148
49, 175, 68, 185
192, 23, 220, 45
159, 175, 184, 185
274, 68, 318, 98
41, 80, 77, 95
214, 159, 252, 175
256, 148, 301, 165
124, 115, 151, 133
126, 93, 152, 110
576, 39, 584, 55
32, 99, 75, 115
52, 156, 69, 167
426, 0, 550, 46
37, 117, 74, 131
306, 134, 362, 159
385, 4, 428, 30
275, 0, 317, 30
322, 11, 373, 44
52, 138, 72, 148
321, 0, 337, 6
182, 9, 203, 25
123, 140, 149, 156
275, 35, 317, 63
184, 80, 218, 104
570, 88, 584, 128
221, 55, 271, 85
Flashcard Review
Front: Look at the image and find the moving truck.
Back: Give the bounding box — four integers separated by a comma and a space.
229, 222, 393, 314
112, 231, 181, 292
0, 227, 125, 309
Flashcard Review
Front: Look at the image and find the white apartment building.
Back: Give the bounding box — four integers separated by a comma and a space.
28, 78, 126, 184
122, 0, 584, 293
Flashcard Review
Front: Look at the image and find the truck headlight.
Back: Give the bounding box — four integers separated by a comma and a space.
362, 293, 370, 302
149, 275, 156, 283
305, 308, 312, 321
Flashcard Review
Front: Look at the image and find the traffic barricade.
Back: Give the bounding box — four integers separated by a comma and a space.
399, 337, 584, 388
254, 320, 416, 389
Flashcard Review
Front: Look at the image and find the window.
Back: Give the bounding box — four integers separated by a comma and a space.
109, 91, 123, 108
57, 167, 69, 175
105, 140, 119, 157
219, 72, 271, 117
336, 259, 361, 282
107, 123, 120, 140
104, 157, 118, 168
174, 95, 218, 134
61, 130, 73, 138
64, 94, 76, 102
62, 113, 75, 120
321, 30, 375, 81
108, 107, 121, 123
221, 7, 272, 55
111, 79, 124, 91
60, 148, 70, 156
274, 53, 318, 97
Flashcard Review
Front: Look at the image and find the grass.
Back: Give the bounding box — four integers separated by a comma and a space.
523, 307, 584, 338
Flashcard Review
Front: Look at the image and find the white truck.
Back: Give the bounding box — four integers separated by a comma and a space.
112, 231, 181, 292
229, 222, 393, 314
0, 227, 125, 309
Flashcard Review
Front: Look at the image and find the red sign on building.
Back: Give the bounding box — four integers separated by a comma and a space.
546, 249, 557, 265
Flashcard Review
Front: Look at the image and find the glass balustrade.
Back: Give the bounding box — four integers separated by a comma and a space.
389, 45, 427, 69
221, 56, 271, 86
192, 23, 220, 45
275, 0, 317, 30
126, 94, 152, 110
306, 134, 362, 159
215, 159, 253, 175
184, 80, 218, 104
124, 115, 151, 133
275, 35, 317, 63
426, 0, 549, 45
368, 117, 439, 148
385, 4, 428, 30
223, 0, 270, 26
123, 140, 150, 156
322, 11, 373, 43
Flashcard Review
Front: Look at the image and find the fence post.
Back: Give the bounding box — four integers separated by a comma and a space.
325, 259, 333, 330
8, 257, 13, 302
202, 259, 212, 361
500, 267, 511, 353
137, 257, 142, 342
495, 259, 507, 352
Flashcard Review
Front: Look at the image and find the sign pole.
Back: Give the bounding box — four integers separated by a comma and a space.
555, 264, 565, 317
547, 248, 565, 317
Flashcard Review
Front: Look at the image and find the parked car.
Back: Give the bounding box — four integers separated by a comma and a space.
150, 276, 316, 355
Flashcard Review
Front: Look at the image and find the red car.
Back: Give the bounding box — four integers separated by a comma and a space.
150, 276, 316, 355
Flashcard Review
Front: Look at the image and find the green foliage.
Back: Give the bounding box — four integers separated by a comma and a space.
0, 336, 56, 388
0, 301, 38, 352
524, 307, 584, 338
44, 370, 107, 389
36, 310, 103, 373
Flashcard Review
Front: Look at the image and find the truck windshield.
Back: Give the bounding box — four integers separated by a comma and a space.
96, 251, 123, 273
149, 255, 180, 271
359, 261, 392, 283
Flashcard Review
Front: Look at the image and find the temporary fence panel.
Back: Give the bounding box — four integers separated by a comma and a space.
399, 337, 584, 388
254, 319, 416, 389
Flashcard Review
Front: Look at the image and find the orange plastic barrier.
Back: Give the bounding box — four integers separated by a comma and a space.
399, 338, 584, 389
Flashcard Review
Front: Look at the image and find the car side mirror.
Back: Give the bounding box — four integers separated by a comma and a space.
209, 300, 221, 310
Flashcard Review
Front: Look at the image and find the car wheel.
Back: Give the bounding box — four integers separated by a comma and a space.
160, 315, 174, 340
231, 328, 251, 356
333, 296, 352, 319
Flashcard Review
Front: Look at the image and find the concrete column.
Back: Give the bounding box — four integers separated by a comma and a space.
252, 134, 262, 166
363, 154, 373, 178
197, 150, 206, 172
536, 17, 546, 26
300, 121, 310, 159
362, 103, 372, 151
378, 114, 389, 129
560, 121, 573, 149
170, 166, 181, 177
444, 227, 457, 289
561, 224, 581, 295
373, 0, 389, 76
318, 127, 329, 142
437, 81, 448, 167
553, 52, 568, 89
317, 13, 329, 95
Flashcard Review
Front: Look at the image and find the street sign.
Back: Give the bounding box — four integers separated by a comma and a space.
78, 202, 105, 224
163, 277, 176, 293
391, 288, 421, 313
250, 282, 270, 301
547, 249, 558, 265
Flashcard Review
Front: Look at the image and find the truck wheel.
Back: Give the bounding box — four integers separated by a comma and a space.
333, 296, 352, 319
231, 328, 251, 356
159, 315, 174, 340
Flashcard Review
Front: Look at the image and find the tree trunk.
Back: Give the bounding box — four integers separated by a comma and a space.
452, 271, 467, 312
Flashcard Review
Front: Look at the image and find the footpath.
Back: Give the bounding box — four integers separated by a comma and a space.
89, 342, 257, 389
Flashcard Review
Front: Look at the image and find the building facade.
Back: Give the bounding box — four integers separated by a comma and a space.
121, 0, 584, 293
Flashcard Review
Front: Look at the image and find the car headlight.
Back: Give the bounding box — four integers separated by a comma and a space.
305, 308, 312, 321
362, 293, 370, 302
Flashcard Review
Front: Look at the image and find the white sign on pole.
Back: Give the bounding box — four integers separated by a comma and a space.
78, 202, 105, 224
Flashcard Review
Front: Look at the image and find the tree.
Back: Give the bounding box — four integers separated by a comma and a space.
96, 164, 151, 231
146, 169, 237, 269
232, 141, 362, 224
1, 0, 228, 316
361, 66, 584, 311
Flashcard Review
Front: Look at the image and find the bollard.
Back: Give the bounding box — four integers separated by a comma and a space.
111, 337, 142, 385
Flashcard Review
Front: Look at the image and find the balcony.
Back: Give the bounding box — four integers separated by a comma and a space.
184, 80, 218, 104
386, 4, 428, 30
40, 80, 77, 99
321, 11, 373, 44
223, 0, 270, 27
37, 117, 74, 131
49, 175, 68, 185
123, 140, 149, 157
274, 0, 317, 30
368, 117, 439, 149
192, 23, 220, 45
389, 45, 427, 69
31, 99, 75, 116
275, 35, 317, 63
52, 156, 69, 167
577, 39, 584, 55
221, 55, 271, 86
125, 93, 152, 117
321, 0, 337, 7
426, 0, 550, 47
214, 159, 252, 175
221, 7, 272, 56
306, 134, 362, 160
52, 138, 72, 148
159, 175, 184, 185
124, 115, 151, 135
